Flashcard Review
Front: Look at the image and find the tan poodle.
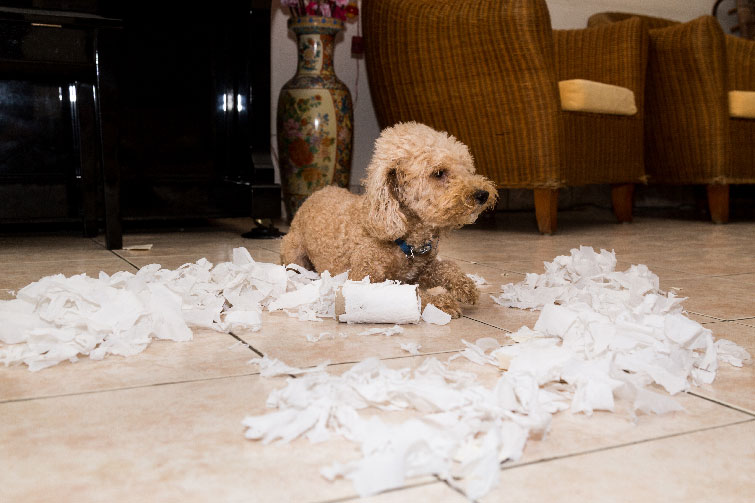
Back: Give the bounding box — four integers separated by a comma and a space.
280, 122, 497, 317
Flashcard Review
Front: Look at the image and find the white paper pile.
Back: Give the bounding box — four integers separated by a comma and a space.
486, 246, 750, 415
0, 248, 351, 371
0, 247, 450, 371
242, 246, 750, 499
243, 356, 538, 499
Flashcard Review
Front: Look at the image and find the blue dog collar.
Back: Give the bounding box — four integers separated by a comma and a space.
395, 238, 433, 258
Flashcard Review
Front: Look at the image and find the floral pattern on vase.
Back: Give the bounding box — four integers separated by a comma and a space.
277, 16, 353, 221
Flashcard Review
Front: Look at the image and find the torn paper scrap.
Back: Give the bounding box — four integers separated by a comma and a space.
359, 325, 404, 337
715, 339, 752, 367
304, 332, 347, 342
121, 244, 153, 251
466, 273, 489, 287
248, 355, 330, 378
422, 303, 451, 325
399, 342, 421, 355
336, 280, 421, 324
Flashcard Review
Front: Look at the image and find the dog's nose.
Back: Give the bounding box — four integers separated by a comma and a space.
473, 189, 489, 205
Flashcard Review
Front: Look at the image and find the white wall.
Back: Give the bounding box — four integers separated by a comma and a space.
269, 0, 721, 197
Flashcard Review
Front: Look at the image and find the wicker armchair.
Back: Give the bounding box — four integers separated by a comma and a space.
589, 13, 755, 223
363, 0, 649, 233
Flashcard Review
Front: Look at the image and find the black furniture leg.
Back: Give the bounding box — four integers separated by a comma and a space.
95, 28, 123, 250
76, 82, 99, 237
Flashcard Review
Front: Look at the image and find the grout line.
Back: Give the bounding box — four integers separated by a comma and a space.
499, 418, 755, 473
228, 331, 264, 357
732, 319, 755, 328
109, 250, 140, 271
316, 479, 442, 503
462, 315, 513, 333
686, 391, 755, 417
90, 237, 140, 271
726, 316, 755, 323
686, 310, 725, 321
0, 370, 262, 405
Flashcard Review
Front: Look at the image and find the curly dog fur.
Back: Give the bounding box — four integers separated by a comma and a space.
280, 122, 497, 317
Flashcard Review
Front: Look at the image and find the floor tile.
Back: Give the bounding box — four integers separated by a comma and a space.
0, 257, 134, 291
0, 235, 110, 263
618, 247, 755, 276
719, 272, 755, 285
462, 293, 541, 333
3, 214, 755, 503
515, 389, 751, 467
342, 481, 466, 502
692, 321, 755, 414
658, 275, 755, 321
233, 311, 508, 369
123, 247, 281, 271
481, 421, 755, 503
1, 329, 258, 402
0, 374, 373, 503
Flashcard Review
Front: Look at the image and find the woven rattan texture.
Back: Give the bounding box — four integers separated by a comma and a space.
590, 13, 755, 185
363, 0, 648, 189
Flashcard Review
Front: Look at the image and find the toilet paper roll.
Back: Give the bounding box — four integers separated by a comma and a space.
336, 280, 421, 324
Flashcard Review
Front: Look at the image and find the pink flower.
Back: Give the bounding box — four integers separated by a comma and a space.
305, 1, 318, 15
320, 3, 331, 17
334, 0, 349, 6
332, 6, 346, 20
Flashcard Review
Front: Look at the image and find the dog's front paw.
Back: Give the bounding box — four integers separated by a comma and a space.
452, 274, 480, 305
422, 292, 463, 319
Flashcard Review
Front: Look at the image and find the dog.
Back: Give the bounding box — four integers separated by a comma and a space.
280, 122, 497, 317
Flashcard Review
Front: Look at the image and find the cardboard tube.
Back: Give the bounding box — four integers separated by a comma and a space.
336, 280, 421, 324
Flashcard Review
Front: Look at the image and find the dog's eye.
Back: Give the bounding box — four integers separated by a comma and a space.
432, 169, 446, 179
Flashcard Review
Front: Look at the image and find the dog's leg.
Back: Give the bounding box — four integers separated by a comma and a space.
418, 288, 463, 318
420, 259, 479, 305
280, 230, 314, 271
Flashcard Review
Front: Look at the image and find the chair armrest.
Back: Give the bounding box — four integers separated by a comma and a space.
553, 17, 648, 101
726, 34, 755, 91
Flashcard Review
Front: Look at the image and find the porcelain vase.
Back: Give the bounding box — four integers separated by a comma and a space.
277, 16, 353, 221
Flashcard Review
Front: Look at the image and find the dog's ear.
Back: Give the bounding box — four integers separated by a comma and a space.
362, 157, 407, 241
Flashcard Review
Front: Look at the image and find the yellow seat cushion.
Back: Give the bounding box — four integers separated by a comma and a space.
729, 90, 755, 119
558, 79, 637, 116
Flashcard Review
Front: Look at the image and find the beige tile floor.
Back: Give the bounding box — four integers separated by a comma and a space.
1, 208, 754, 502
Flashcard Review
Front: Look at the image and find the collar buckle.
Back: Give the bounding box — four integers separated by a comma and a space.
395, 238, 433, 259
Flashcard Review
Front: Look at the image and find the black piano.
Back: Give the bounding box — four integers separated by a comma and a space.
0, 1, 280, 249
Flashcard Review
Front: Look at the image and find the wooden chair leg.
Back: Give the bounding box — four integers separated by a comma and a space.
611, 183, 634, 223
534, 188, 558, 234
707, 184, 729, 224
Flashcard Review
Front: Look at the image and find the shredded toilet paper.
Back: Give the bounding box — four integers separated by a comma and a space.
0, 248, 351, 370
242, 246, 750, 500
421, 304, 452, 325
0, 247, 446, 371
2, 243, 750, 499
